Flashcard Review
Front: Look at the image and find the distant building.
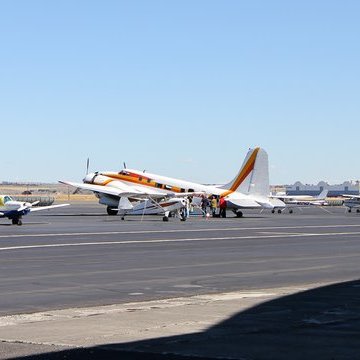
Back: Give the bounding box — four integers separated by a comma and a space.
285, 181, 360, 197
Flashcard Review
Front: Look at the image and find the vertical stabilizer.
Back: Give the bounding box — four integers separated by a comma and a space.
316, 189, 328, 200
221, 147, 269, 197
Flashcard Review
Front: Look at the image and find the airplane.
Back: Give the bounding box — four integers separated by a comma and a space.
341, 195, 360, 213
271, 189, 329, 213
60, 147, 284, 221
0, 195, 69, 225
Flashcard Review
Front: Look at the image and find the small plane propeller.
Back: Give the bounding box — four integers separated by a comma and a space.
17, 200, 40, 212
86, 158, 90, 175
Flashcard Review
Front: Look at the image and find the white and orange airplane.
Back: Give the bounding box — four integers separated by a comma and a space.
60, 147, 284, 221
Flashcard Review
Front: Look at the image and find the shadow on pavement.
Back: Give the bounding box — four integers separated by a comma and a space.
12, 279, 360, 360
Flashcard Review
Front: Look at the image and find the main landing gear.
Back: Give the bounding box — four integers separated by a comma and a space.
11, 218, 22, 226
234, 210, 243, 218
107, 206, 118, 216
272, 208, 293, 214
271, 209, 283, 214
163, 211, 171, 222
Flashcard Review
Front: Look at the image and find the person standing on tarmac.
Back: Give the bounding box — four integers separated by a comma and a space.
219, 197, 227, 218
210, 196, 218, 217
200, 196, 210, 217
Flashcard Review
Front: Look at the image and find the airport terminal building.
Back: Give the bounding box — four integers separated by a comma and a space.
285, 181, 360, 197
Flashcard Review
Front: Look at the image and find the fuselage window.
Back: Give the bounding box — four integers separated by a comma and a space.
4, 196, 12, 203
180, 188, 185, 193
188, 189, 194, 192
147, 179, 151, 183
139, 177, 143, 181
156, 183, 163, 189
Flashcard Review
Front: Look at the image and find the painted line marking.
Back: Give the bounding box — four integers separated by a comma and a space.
0, 231, 360, 252
1, 224, 360, 239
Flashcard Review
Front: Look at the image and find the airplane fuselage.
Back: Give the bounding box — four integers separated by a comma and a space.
84, 169, 274, 210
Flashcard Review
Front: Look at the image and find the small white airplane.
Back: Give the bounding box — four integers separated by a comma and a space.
0, 195, 69, 225
60, 147, 284, 221
271, 189, 329, 213
342, 195, 360, 213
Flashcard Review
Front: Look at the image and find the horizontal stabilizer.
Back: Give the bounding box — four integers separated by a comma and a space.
227, 198, 262, 208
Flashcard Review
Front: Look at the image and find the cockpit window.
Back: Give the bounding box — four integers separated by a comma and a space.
4, 196, 12, 203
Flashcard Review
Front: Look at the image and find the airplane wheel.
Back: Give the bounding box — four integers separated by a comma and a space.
121, 216, 125, 220
107, 206, 118, 216
289, 209, 293, 214
163, 216, 169, 222
236, 211, 243, 218
348, 209, 352, 213
357, 209, 360, 213
277, 209, 282, 214
17, 219, 22, 226
12, 218, 18, 225
271, 209, 275, 214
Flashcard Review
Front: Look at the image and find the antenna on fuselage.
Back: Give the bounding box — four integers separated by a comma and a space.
123, 162, 127, 169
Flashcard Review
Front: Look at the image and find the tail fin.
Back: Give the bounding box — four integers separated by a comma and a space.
220, 147, 269, 197
316, 189, 328, 200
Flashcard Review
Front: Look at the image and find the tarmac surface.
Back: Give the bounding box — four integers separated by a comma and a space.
0, 203, 360, 359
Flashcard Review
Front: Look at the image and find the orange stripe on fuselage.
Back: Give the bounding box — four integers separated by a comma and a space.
103, 172, 183, 193
220, 148, 259, 198
101, 179, 114, 186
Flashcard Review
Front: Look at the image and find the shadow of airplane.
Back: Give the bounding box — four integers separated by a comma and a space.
10, 279, 360, 360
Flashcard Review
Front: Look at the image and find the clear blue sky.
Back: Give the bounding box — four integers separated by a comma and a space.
1, 0, 359, 185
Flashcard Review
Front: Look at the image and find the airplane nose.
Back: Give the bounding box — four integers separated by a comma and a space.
83, 172, 97, 184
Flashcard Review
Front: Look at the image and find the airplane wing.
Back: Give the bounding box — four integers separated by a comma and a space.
270, 195, 309, 200
29, 204, 70, 212
59, 181, 169, 199
341, 194, 360, 199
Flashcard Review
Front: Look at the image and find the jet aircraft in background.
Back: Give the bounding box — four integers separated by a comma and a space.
0, 195, 69, 225
61, 147, 284, 221
271, 189, 329, 213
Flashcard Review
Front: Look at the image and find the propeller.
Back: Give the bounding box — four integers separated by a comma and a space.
86, 158, 90, 175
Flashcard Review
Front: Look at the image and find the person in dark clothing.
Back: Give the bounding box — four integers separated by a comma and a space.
201, 196, 210, 217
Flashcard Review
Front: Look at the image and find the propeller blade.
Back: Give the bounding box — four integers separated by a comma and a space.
86, 158, 90, 174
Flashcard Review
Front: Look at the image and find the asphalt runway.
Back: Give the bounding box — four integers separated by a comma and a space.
1, 203, 360, 359
0, 203, 360, 316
